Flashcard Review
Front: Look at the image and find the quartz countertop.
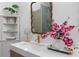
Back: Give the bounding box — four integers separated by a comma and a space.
10, 41, 79, 57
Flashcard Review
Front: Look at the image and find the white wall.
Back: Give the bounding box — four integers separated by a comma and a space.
53, 2, 79, 25
17, 2, 31, 41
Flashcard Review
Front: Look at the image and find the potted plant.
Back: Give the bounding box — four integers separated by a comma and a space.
3, 4, 19, 15
41, 17, 77, 54
3, 4, 19, 24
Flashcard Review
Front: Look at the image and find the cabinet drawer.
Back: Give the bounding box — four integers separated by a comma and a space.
10, 50, 24, 57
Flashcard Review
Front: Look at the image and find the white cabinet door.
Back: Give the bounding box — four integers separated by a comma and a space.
1, 40, 20, 57
2, 41, 10, 57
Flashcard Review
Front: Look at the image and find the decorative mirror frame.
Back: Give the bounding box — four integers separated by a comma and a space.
31, 2, 53, 34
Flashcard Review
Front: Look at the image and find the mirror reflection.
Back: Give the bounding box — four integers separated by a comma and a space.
31, 2, 52, 33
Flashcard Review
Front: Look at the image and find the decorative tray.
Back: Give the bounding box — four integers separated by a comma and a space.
47, 45, 73, 54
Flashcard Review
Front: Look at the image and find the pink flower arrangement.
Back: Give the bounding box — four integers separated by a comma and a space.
41, 17, 75, 47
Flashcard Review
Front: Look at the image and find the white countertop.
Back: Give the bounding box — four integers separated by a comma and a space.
10, 41, 79, 57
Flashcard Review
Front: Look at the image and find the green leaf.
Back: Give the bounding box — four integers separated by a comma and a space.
12, 5, 19, 9
4, 5, 19, 14
4, 7, 9, 10
8, 7, 12, 11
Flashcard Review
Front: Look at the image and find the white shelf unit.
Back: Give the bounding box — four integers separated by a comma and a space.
3, 30, 17, 33
3, 23, 17, 25
0, 14, 20, 41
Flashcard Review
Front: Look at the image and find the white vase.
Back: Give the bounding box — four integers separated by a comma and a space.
52, 39, 65, 49
3, 10, 11, 15
3, 10, 18, 16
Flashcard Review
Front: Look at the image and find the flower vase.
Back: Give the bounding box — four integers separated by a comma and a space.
52, 38, 65, 49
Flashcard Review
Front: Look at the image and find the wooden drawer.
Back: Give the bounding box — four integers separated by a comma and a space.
10, 50, 24, 57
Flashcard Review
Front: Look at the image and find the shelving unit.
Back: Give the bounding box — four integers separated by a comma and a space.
3, 23, 17, 25
3, 30, 17, 33
0, 14, 20, 41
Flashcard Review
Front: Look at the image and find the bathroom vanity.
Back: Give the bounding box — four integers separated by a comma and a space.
10, 41, 79, 57
10, 50, 24, 57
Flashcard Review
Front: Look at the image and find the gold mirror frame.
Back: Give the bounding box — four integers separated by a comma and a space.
31, 2, 53, 34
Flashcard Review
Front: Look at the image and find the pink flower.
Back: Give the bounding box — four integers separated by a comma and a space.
61, 27, 66, 33
51, 34, 57, 38
41, 32, 49, 39
49, 31, 56, 35
63, 37, 73, 47
65, 28, 69, 32
67, 26, 75, 31
63, 21, 67, 26
65, 33, 70, 36
41, 17, 74, 47
60, 21, 68, 28
51, 23, 59, 31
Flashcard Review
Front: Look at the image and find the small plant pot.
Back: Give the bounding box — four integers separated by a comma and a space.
3, 9, 18, 16
3, 10, 11, 15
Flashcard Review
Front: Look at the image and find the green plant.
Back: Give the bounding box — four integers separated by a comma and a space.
4, 4, 19, 14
